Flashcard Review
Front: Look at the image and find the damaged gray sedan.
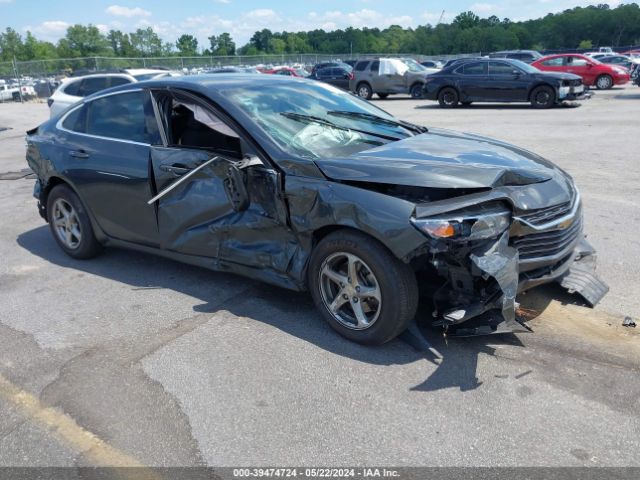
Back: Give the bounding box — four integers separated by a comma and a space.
26, 75, 608, 344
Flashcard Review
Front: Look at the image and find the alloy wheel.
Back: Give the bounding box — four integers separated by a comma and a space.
52, 198, 82, 249
442, 91, 456, 105
358, 85, 371, 98
318, 252, 382, 330
597, 75, 612, 89
535, 90, 551, 106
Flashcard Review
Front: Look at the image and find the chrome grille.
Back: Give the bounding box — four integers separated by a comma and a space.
512, 217, 582, 260
517, 201, 573, 227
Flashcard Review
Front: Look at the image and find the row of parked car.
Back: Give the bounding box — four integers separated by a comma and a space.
41, 48, 639, 118
321, 50, 638, 109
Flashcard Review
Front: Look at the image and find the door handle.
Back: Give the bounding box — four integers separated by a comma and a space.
160, 164, 191, 175
69, 150, 89, 159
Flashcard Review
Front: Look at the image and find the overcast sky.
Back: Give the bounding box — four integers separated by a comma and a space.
0, 1, 626, 47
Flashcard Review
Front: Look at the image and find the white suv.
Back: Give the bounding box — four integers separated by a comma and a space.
47, 69, 176, 118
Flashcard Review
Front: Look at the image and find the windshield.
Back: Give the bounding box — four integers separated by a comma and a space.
222, 82, 417, 159
510, 60, 540, 73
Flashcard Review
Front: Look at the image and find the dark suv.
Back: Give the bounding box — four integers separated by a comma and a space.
488, 50, 543, 64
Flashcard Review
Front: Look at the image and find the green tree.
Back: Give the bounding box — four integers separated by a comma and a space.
578, 39, 593, 49
57, 24, 110, 58
0, 27, 25, 61
176, 34, 198, 56
130, 27, 163, 56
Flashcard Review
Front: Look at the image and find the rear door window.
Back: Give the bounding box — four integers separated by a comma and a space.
109, 77, 133, 88
461, 62, 488, 75
541, 57, 564, 67
77, 77, 109, 97
369, 61, 380, 73
85, 90, 160, 144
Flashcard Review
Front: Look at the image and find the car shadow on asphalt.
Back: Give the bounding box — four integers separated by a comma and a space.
415, 102, 582, 110
19, 225, 536, 393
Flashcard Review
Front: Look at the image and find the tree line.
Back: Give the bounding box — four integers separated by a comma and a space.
1, 3, 639, 63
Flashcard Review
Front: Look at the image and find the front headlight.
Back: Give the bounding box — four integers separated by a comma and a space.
411, 205, 511, 241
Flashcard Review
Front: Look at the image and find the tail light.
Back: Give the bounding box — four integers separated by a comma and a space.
348, 72, 354, 80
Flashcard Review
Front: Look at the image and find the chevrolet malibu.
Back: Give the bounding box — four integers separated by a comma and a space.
25, 75, 608, 344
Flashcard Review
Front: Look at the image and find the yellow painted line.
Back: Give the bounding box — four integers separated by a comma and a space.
0, 373, 162, 478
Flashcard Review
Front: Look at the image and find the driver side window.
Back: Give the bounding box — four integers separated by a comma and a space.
154, 92, 243, 159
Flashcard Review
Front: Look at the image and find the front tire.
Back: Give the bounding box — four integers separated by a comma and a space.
438, 87, 459, 108
595, 74, 613, 90
410, 83, 423, 99
47, 184, 101, 259
308, 230, 418, 345
356, 83, 373, 100
530, 85, 555, 109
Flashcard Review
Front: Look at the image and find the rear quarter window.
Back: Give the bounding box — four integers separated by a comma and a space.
63, 80, 82, 96
355, 61, 369, 71
61, 106, 87, 133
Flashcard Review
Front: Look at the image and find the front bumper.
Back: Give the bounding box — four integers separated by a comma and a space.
425, 198, 608, 336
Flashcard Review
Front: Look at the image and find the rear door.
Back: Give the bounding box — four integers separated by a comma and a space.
368, 60, 383, 92
148, 90, 294, 271
57, 89, 161, 245
457, 61, 490, 100
330, 68, 351, 90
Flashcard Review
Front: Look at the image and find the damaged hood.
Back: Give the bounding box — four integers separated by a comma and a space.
314, 128, 570, 191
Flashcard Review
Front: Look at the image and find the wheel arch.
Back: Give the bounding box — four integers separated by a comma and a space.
39, 175, 108, 243
528, 82, 556, 101
436, 84, 459, 98
355, 80, 372, 92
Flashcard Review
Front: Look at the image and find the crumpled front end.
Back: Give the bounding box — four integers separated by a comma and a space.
412, 191, 608, 336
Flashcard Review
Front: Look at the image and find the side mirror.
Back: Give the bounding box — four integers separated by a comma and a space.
512, 70, 521, 76
587, 63, 594, 68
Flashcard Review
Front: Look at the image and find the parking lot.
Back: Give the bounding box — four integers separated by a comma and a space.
1, 87, 639, 469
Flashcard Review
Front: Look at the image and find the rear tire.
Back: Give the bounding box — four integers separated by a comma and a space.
46, 184, 102, 259
595, 74, 613, 90
308, 230, 418, 345
438, 87, 459, 108
530, 85, 555, 109
356, 83, 373, 100
410, 83, 423, 99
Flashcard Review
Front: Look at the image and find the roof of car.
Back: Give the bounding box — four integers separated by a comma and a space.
89, 73, 310, 98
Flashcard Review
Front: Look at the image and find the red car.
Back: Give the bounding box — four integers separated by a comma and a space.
531, 54, 630, 90
262, 67, 309, 78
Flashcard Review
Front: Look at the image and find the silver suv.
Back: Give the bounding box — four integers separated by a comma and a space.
349, 58, 433, 99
